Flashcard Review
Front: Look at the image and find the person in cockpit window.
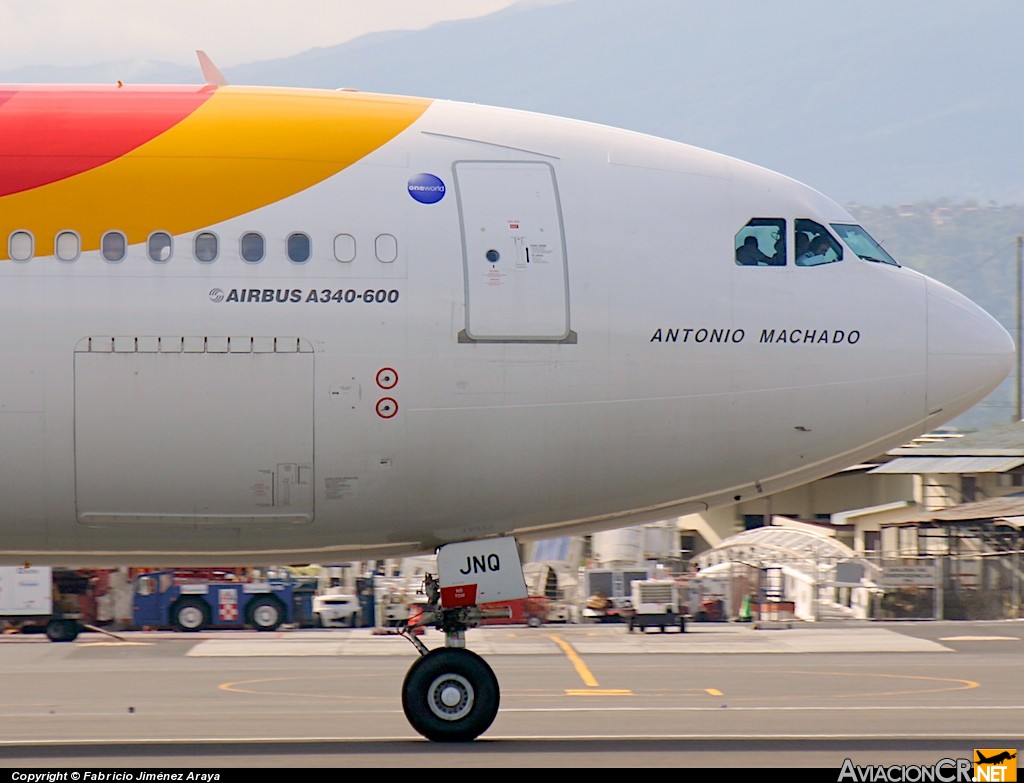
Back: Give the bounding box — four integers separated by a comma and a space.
796, 235, 832, 266
735, 235, 771, 265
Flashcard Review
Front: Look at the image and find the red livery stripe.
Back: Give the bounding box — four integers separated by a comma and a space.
0, 85, 213, 197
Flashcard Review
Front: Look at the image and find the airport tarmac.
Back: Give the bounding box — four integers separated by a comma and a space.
0, 620, 1021, 768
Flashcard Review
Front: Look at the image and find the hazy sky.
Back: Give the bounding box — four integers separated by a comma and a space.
0, 1, 559, 69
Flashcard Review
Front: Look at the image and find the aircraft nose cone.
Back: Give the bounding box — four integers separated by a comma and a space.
927, 277, 1014, 418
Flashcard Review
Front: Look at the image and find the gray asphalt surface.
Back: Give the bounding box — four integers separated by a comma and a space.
0, 620, 1020, 768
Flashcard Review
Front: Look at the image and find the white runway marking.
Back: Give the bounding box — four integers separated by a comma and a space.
184, 627, 951, 657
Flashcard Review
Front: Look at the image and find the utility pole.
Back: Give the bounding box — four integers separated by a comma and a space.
1017, 234, 1023, 422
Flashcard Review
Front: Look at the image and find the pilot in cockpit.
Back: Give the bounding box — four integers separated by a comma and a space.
796, 235, 832, 266
735, 235, 771, 266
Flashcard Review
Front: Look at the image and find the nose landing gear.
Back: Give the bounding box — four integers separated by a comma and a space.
398, 571, 506, 742
397, 536, 525, 741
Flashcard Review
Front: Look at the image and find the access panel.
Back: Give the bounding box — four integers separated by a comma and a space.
455, 160, 572, 341
74, 336, 314, 526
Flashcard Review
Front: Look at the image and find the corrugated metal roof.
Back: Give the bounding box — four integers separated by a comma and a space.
878, 496, 1024, 525
869, 456, 1024, 474
889, 422, 1024, 456
924, 496, 1024, 522
938, 421, 1024, 451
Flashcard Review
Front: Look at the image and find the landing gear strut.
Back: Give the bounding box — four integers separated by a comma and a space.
399, 573, 500, 742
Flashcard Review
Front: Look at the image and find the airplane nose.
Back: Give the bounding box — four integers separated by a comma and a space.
927, 277, 1015, 418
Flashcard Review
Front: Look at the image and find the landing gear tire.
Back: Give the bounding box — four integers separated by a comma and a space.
45, 619, 80, 642
172, 598, 210, 632
247, 597, 284, 631
402, 648, 499, 742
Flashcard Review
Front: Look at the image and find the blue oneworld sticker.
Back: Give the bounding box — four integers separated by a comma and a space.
407, 173, 446, 204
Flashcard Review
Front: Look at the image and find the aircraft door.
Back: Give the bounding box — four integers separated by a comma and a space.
454, 161, 573, 342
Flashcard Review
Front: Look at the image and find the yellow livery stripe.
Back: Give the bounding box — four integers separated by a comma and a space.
0, 86, 431, 260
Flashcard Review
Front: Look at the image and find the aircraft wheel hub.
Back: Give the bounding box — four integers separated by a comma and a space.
428, 673, 473, 720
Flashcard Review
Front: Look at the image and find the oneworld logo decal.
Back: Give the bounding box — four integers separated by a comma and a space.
407, 173, 446, 204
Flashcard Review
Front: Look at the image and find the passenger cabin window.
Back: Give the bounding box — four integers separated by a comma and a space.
375, 233, 398, 263
148, 232, 172, 263
240, 232, 265, 263
735, 218, 785, 266
9, 231, 33, 262
831, 223, 899, 267
287, 232, 311, 264
102, 231, 126, 263
334, 233, 356, 263
794, 219, 842, 267
194, 232, 218, 263
56, 231, 81, 262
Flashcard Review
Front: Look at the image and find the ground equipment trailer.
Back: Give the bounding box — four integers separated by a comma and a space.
626, 578, 686, 633
132, 569, 297, 631
580, 567, 651, 622
0, 566, 83, 642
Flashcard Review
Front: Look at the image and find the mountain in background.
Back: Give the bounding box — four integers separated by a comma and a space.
2, 0, 1020, 206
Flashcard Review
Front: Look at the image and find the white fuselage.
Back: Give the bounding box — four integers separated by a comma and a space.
0, 89, 1012, 564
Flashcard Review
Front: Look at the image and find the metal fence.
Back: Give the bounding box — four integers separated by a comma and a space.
869, 551, 1024, 620
689, 552, 1024, 622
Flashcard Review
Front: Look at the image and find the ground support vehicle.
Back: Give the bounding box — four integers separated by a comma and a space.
0, 567, 84, 642
626, 579, 686, 633
312, 593, 361, 627
132, 569, 297, 631
580, 567, 651, 623
480, 596, 549, 627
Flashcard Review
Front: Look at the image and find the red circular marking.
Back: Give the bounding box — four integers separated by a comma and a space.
376, 397, 398, 419
376, 367, 398, 390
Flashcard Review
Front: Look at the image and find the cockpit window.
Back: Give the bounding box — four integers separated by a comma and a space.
735, 218, 786, 266
794, 219, 842, 267
830, 223, 899, 267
